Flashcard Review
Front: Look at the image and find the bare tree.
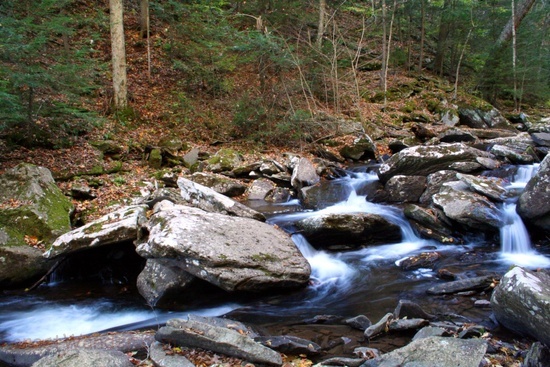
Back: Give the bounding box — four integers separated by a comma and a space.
109, 0, 127, 109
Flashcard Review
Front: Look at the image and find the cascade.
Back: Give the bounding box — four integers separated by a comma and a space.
499, 164, 550, 267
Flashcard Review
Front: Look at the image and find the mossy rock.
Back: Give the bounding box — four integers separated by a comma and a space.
207, 148, 243, 173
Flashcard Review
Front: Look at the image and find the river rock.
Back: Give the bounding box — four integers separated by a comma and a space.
426, 274, 496, 295
523, 342, 550, 367
149, 341, 195, 367
136, 258, 196, 306
156, 317, 282, 366
438, 128, 476, 143
377, 143, 494, 184
393, 299, 435, 320
412, 326, 449, 341
384, 175, 426, 203
300, 181, 354, 210
291, 157, 320, 190
432, 181, 504, 230
517, 154, 550, 230
177, 176, 265, 221
388, 318, 429, 332
255, 335, 322, 356
361, 336, 487, 367
531, 132, 550, 147
456, 173, 508, 202
44, 205, 148, 259
418, 170, 459, 205
490, 267, 550, 347
136, 200, 310, 292
339, 138, 377, 161
490, 144, 534, 164
365, 313, 393, 339
398, 252, 440, 270
345, 315, 372, 331
207, 148, 243, 173
31, 349, 132, 367
247, 178, 278, 200
458, 107, 512, 129
188, 172, 247, 197
294, 213, 402, 251
0, 164, 73, 286
403, 204, 458, 243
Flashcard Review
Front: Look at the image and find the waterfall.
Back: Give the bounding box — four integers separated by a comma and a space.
500, 164, 550, 267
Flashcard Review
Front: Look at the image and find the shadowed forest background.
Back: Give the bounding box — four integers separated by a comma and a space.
0, 0, 549, 151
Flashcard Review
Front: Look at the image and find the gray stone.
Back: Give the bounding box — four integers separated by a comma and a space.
182, 147, 200, 168
156, 317, 282, 366
491, 267, 550, 347
433, 181, 504, 230
403, 204, 458, 244
426, 275, 495, 295
189, 172, 247, 197
384, 175, 426, 203
136, 201, 310, 292
149, 341, 195, 367
255, 335, 322, 356
345, 315, 372, 331
362, 336, 487, 367
207, 148, 243, 173
44, 205, 148, 258
388, 318, 429, 332
531, 132, 550, 147
517, 154, 550, 230
393, 299, 434, 320
456, 173, 508, 202
412, 326, 448, 341
31, 349, 132, 367
377, 143, 494, 184
178, 176, 265, 221
419, 170, 458, 205
523, 342, 550, 367
136, 258, 196, 307
365, 313, 393, 339
247, 178, 278, 200
295, 213, 402, 251
491, 144, 534, 164
291, 157, 320, 190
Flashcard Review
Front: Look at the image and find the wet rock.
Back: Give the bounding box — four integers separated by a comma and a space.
345, 315, 372, 331
353, 347, 381, 359
491, 144, 534, 164
316, 356, 365, 367
517, 154, 550, 230
419, 170, 460, 205
188, 172, 247, 197
437, 268, 457, 280
136, 201, 310, 292
403, 204, 458, 243
295, 213, 402, 251
364, 313, 393, 339
156, 317, 282, 366
149, 341, 194, 367
178, 176, 265, 221
361, 336, 487, 367
300, 181, 353, 210
432, 181, 504, 231
398, 252, 440, 271
458, 107, 513, 129
393, 299, 435, 320
438, 128, 476, 143
339, 138, 377, 161
384, 175, 426, 203
491, 267, 550, 347
426, 275, 496, 295
377, 143, 494, 184
474, 299, 491, 308
255, 335, 322, 356
44, 205, 148, 259
531, 132, 550, 147
456, 173, 508, 202
136, 258, 196, 307
291, 157, 320, 190
31, 349, 132, 367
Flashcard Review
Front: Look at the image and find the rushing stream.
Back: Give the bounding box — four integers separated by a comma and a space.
1, 165, 549, 343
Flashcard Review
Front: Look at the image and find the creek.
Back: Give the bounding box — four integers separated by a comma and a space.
1, 165, 549, 344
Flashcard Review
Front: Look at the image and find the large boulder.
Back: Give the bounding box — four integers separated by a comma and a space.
491, 267, 550, 347
458, 107, 513, 129
136, 201, 310, 292
517, 154, 550, 230
294, 213, 402, 251
291, 157, 320, 190
432, 181, 504, 231
0, 164, 73, 286
403, 204, 459, 243
384, 175, 426, 203
44, 205, 148, 258
377, 143, 494, 183
188, 172, 247, 197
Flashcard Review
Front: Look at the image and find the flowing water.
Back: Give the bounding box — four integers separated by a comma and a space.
1, 165, 549, 343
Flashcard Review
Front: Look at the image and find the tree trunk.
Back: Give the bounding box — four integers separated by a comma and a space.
418, 0, 425, 72
496, 0, 536, 47
434, 0, 451, 76
316, 0, 326, 48
109, 0, 127, 109
379, 0, 387, 89
139, 0, 149, 39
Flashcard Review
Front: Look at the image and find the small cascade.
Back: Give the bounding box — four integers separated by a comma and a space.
499, 164, 550, 267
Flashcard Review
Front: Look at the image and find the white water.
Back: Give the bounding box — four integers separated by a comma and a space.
499, 164, 550, 268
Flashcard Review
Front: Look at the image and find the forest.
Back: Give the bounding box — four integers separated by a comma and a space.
0, 0, 549, 151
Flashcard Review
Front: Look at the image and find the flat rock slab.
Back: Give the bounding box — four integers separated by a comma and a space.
426, 275, 496, 295
0, 331, 154, 367
155, 318, 282, 366
31, 349, 132, 367
362, 336, 487, 367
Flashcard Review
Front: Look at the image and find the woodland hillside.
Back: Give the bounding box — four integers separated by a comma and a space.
0, 0, 549, 171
